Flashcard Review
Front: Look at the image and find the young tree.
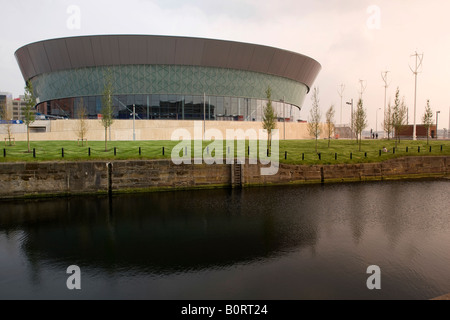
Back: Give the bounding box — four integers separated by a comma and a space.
23, 80, 36, 153
391, 88, 407, 147
76, 97, 89, 146
0, 105, 14, 146
325, 104, 335, 147
353, 98, 368, 151
422, 99, 433, 145
308, 87, 321, 152
101, 70, 115, 152
262, 86, 277, 150
383, 101, 393, 140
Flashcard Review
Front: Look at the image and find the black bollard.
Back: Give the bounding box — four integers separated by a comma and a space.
3, 148, 5, 157
88, 147, 91, 157
335, 153, 337, 160
441, 145, 443, 152
379, 150, 381, 156
350, 152, 352, 160
418, 146, 420, 153
139, 147, 141, 156
33, 148, 36, 158
267, 148, 269, 157
114, 147, 117, 156
406, 146, 408, 153
429, 146, 431, 152
62, 148, 64, 158
302, 153, 304, 161
248, 146, 250, 156
285, 151, 287, 160
162, 147, 164, 156
318, 153, 321, 160
364, 152, 367, 158
393, 147, 395, 154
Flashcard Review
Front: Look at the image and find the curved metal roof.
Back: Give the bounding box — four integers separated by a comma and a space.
15, 35, 321, 92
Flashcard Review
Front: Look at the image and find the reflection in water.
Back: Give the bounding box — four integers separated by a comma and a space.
0, 180, 449, 299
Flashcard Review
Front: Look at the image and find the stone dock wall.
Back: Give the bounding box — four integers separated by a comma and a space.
0, 156, 448, 199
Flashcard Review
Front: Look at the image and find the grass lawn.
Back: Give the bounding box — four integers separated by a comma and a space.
0, 138, 449, 165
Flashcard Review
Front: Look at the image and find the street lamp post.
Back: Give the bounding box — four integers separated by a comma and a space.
436, 111, 440, 139
282, 97, 286, 140
132, 104, 136, 141
376, 107, 381, 135
346, 99, 354, 139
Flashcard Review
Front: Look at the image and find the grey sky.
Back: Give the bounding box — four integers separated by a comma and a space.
1, 0, 449, 130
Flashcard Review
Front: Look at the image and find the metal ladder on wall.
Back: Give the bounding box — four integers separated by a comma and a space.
232, 161, 243, 188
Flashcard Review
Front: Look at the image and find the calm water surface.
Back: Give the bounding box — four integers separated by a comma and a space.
0, 180, 449, 299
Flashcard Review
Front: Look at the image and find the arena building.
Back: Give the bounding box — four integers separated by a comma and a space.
15, 35, 321, 123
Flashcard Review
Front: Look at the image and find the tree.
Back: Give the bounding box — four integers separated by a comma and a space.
391, 88, 407, 147
101, 70, 115, 152
23, 80, 36, 153
383, 101, 393, 140
262, 86, 277, 150
308, 87, 321, 152
76, 97, 89, 146
325, 104, 335, 147
353, 98, 368, 151
0, 104, 14, 146
422, 99, 433, 145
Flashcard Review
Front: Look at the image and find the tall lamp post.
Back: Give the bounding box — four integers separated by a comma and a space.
281, 97, 286, 140
131, 104, 136, 141
409, 51, 424, 141
376, 107, 381, 135
346, 99, 353, 140
436, 111, 440, 139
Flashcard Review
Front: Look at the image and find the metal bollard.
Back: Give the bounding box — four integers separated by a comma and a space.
62, 148, 64, 158
139, 147, 141, 156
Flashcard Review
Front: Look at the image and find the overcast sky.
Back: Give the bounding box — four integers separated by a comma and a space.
1, 0, 449, 130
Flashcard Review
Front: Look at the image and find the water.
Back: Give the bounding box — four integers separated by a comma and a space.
0, 180, 449, 300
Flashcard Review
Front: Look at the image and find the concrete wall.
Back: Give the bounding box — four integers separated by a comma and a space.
0, 156, 448, 199
0, 119, 328, 141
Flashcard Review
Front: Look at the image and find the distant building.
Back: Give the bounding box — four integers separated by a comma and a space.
0, 92, 13, 120
397, 125, 437, 138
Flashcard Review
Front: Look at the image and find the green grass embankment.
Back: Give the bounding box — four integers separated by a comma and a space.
0, 139, 448, 165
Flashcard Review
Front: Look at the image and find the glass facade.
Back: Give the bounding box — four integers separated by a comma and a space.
38, 94, 301, 122
33, 64, 308, 121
